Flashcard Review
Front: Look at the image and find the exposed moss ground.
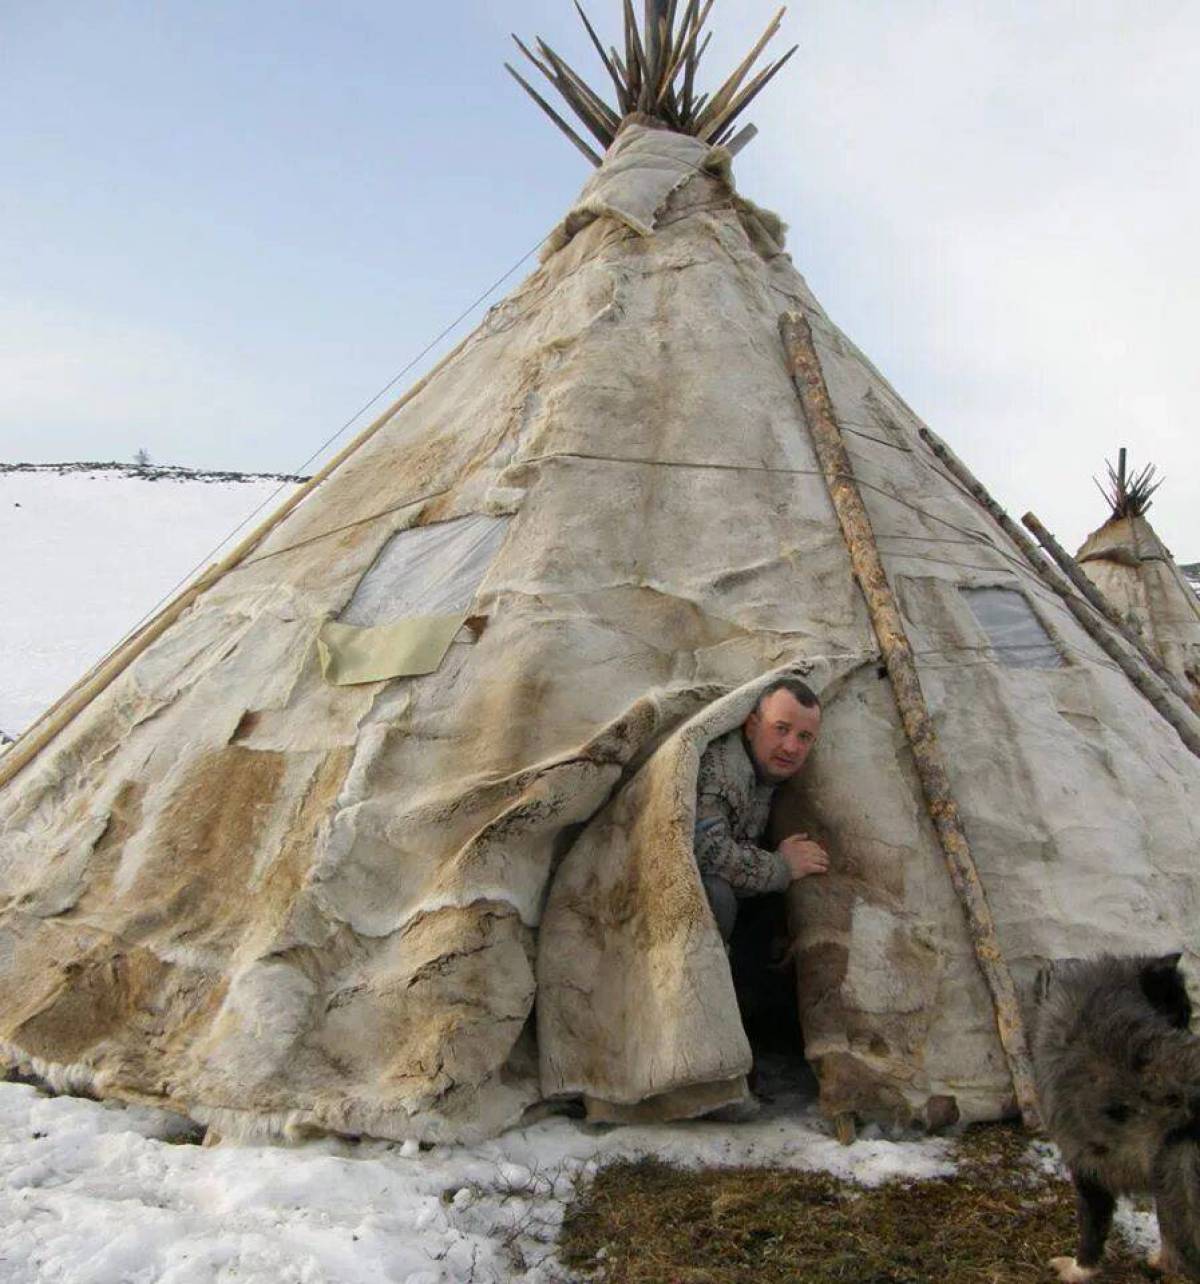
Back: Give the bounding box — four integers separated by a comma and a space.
560, 1123, 1156, 1283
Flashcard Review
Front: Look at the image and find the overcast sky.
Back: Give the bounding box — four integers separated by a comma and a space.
3, 1, 1197, 557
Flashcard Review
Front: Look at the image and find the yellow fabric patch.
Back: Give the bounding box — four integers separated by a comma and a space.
317, 615, 466, 686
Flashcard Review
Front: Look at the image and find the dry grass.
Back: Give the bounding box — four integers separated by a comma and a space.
560, 1123, 1157, 1283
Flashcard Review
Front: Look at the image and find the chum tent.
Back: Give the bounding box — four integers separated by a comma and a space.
1075, 452, 1200, 711
2, 4, 1200, 1144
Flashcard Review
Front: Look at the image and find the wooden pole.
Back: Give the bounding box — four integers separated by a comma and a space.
573, 1, 632, 112
622, 0, 649, 109
1022, 510, 1200, 715
693, 6, 786, 135
696, 47, 799, 144
505, 64, 604, 166
917, 427, 1200, 760
0, 331, 477, 793
724, 123, 759, 156
534, 40, 622, 140
779, 311, 1040, 1129
655, 0, 712, 109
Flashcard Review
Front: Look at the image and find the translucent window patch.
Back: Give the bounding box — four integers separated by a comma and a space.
339, 514, 510, 628
961, 587, 1063, 669
319, 514, 510, 686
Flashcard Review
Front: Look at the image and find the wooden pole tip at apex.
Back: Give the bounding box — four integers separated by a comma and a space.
509, 1, 798, 157
1096, 450, 1163, 519
725, 122, 759, 155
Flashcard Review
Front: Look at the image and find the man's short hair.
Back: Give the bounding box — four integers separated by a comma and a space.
754, 676, 820, 712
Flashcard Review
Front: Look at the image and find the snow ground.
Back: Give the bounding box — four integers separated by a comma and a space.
0, 1080, 954, 1284
0, 466, 299, 736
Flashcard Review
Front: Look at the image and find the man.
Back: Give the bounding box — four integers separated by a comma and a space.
694, 677, 829, 942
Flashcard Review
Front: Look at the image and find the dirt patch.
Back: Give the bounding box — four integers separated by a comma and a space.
560, 1123, 1156, 1283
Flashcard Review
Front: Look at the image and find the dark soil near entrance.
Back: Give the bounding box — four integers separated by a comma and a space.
559, 1123, 1156, 1283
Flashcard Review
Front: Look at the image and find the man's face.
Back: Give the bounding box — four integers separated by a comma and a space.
743, 689, 821, 784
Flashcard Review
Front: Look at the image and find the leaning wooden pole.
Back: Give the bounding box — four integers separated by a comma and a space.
779, 311, 1040, 1128
917, 427, 1200, 760
1022, 510, 1200, 715
0, 333, 475, 793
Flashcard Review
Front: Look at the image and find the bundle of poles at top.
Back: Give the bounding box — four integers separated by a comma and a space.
1096, 447, 1164, 520
506, 1, 797, 166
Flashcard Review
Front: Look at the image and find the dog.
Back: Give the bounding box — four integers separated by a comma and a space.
1031, 952, 1200, 1281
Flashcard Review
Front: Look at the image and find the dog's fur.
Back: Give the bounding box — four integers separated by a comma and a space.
1031, 953, 1200, 1281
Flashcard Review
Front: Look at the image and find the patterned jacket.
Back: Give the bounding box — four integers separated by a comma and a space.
693, 729, 791, 895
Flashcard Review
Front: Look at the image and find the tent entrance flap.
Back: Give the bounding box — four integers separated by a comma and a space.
536, 658, 868, 1124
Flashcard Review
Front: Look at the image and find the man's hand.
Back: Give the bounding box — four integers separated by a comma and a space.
777, 833, 830, 881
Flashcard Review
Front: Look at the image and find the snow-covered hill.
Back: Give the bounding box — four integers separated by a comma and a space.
0, 463, 304, 738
